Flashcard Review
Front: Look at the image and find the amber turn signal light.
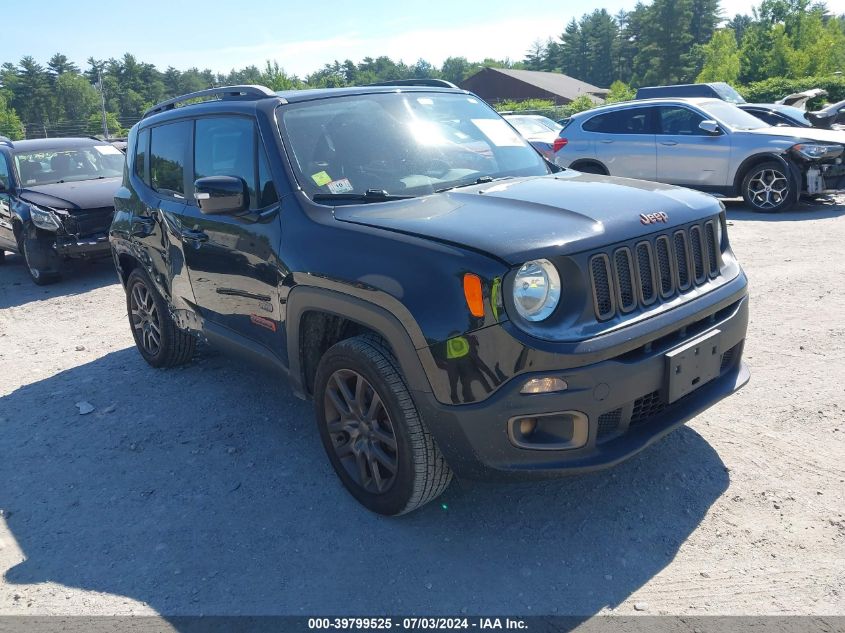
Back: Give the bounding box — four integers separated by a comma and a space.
463, 273, 484, 317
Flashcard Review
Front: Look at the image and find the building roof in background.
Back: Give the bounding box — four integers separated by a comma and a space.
462, 68, 607, 104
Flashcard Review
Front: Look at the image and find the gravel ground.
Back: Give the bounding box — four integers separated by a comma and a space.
0, 196, 843, 618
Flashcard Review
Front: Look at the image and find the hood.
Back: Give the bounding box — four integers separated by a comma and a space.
744, 126, 845, 144
18, 177, 122, 212
333, 172, 721, 264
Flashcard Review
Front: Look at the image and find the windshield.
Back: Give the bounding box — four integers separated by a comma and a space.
507, 116, 562, 136
278, 92, 550, 200
712, 82, 746, 104
699, 101, 769, 130
14, 145, 123, 186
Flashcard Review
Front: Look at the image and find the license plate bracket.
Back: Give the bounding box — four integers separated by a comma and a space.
665, 329, 722, 404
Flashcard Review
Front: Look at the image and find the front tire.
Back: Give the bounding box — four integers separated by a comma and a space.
314, 334, 452, 515
22, 237, 60, 285
126, 268, 196, 367
741, 161, 796, 212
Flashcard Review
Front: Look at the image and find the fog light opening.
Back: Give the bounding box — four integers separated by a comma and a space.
519, 418, 538, 436
520, 377, 569, 394
508, 411, 589, 451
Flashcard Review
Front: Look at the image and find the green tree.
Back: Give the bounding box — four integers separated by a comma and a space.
47, 53, 79, 78
440, 57, 471, 84
696, 29, 741, 83
87, 111, 124, 137
55, 72, 99, 122
605, 80, 635, 103
633, 0, 695, 85
260, 60, 302, 90
0, 94, 24, 140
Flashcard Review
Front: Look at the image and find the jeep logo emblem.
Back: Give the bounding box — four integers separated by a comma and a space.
640, 212, 669, 225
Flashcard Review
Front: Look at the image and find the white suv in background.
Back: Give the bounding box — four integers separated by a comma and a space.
553, 98, 845, 212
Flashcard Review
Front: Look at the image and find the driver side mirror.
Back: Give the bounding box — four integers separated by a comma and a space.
699, 120, 721, 135
193, 176, 249, 215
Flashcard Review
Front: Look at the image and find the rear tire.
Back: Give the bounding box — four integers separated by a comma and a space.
126, 268, 196, 367
314, 334, 452, 515
572, 162, 608, 175
741, 161, 796, 212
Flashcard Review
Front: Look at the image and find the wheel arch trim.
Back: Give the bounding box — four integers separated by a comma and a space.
734, 152, 801, 196
285, 285, 435, 400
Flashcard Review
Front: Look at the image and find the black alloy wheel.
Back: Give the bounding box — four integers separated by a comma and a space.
323, 368, 399, 494
130, 279, 163, 358
125, 268, 195, 368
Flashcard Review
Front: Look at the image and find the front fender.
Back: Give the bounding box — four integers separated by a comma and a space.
285, 285, 437, 400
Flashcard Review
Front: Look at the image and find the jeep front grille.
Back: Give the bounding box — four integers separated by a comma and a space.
588, 220, 721, 321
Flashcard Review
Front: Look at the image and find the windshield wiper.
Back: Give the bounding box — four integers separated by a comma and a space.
435, 175, 513, 193
311, 189, 414, 203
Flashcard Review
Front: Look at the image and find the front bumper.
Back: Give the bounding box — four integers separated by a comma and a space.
54, 233, 111, 258
416, 293, 749, 480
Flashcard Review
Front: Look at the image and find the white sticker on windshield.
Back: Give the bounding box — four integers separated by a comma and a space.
94, 145, 122, 155
327, 178, 353, 194
471, 118, 525, 147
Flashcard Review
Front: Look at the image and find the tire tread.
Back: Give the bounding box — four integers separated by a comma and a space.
324, 334, 452, 515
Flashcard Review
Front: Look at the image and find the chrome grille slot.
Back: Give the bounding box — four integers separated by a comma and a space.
635, 241, 657, 305
689, 225, 706, 284
673, 230, 691, 290
655, 235, 674, 297
589, 254, 615, 320
613, 248, 636, 313
705, 220, 719, 276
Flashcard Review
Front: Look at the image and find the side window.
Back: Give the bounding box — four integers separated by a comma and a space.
150, 121, 191, 198
195, 117, 262, 209
134, 128, 149, 184
0, 155, 9, 190
582, 108, 653, 134
750, 110, 786, 127
658, 107, 706, 135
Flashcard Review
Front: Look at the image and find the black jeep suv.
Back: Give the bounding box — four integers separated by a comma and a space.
0, 137, 123, 284
111, 83, 750, 515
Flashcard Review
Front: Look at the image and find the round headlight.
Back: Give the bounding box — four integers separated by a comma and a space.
512, 259, 561, 321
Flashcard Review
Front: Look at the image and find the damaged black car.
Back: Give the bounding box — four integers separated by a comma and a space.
0, 136, 123, 284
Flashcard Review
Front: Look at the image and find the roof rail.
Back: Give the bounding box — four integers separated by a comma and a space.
368, 79, 460, 89
142, 85, 277, 119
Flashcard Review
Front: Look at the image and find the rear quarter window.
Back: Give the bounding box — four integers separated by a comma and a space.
582, 108, 653, 134
150, 121, 191, 199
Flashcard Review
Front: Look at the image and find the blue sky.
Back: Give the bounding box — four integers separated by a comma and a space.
3, 0, 763, 77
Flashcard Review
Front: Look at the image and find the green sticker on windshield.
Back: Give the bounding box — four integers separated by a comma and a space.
311, 171, 332, 186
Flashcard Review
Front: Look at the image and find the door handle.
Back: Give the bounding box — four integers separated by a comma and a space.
660, 140, 679, 146
600, 139, 614, 144
181, 228, 209, 244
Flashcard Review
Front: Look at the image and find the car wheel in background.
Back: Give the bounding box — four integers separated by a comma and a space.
126, 268, 196, 368
741, 162, 796, 212
314, 334, 452, 516
572, 162, 608, 175
22, 238, 60, 285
